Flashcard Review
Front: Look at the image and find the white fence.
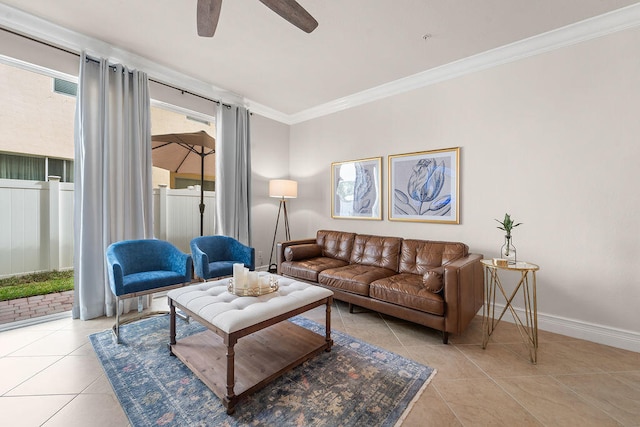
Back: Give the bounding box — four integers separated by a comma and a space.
0, 179, 215, 278
153, 184, 215, 253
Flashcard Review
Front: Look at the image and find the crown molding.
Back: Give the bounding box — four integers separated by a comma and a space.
286, 2, 640, 125
244, 99, 292, 125
2, 2, 640, 125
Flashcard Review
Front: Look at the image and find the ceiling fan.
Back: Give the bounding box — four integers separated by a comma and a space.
197, 0, 318, 37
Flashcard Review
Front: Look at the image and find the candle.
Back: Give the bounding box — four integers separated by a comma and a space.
261, 273, 271, 290
243, 267, 249, 290
248, 271, 258, 288
233, 263, 245, 291
257, 272, 268, 291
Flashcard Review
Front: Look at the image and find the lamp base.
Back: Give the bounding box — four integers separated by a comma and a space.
268, 198, 291, 274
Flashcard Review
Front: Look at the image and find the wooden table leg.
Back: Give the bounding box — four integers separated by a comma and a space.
325, 296, 333, 351
169, 292, 335, 413
224, 337, 237, 414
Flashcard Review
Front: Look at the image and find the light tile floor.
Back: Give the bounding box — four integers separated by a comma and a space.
1, 296, 639, 426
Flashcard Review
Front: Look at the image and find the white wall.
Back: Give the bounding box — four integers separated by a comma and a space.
250, 114, 291, 269
286, 26, 640, 350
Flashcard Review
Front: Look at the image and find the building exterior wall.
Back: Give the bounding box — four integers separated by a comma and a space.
0, 62, 75, 159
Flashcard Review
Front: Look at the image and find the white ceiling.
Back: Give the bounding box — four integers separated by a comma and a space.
1, 0, 639, 117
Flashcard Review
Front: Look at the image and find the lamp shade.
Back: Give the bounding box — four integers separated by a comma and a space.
269, 179, 298, 199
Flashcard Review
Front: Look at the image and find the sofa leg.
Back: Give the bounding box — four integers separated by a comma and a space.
347, 303, 370, 314
442, 331, 449, 345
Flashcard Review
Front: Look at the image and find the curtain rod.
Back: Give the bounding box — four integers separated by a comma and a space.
150, 79, 231, 109
1, 26, 232, 109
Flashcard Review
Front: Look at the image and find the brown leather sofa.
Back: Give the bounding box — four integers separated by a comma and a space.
277, 230, 484, 343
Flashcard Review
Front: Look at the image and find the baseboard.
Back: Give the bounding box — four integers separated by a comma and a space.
492, 304, 640, 353
0, 310, 71, 333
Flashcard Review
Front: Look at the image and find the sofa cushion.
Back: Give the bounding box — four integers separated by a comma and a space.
284, 244, 323, 261
399, 240, 468, 275
280, 257, 348, 282
370, 273, 445, 316
318, 264, 397, 296
316, 230, 356, 262
349, 234, 402, 270
423, 266, 444, 293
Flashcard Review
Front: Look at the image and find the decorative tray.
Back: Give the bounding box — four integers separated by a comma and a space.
227, 276, 279, 297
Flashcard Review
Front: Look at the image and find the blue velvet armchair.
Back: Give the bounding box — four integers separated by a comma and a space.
190, 235, 255, 281
106, 239, 192, 342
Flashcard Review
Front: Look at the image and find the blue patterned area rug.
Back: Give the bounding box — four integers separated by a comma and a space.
90, 315, 435, 427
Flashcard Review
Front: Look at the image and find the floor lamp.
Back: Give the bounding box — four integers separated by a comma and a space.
268, 179, 298, 273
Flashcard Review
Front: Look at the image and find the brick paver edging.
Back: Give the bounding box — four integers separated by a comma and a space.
0, 290, 74, 324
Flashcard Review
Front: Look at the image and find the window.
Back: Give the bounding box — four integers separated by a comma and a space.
47, 157, 74, 182
53, 78, 78, 97
173, 175, 215, 191
0, 152, 74, 182
0, 153, 44, 181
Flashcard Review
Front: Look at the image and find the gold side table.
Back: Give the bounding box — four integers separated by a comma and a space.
481, 259, 540, 364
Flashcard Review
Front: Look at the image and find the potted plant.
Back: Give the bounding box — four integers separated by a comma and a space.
495, 213, 522, 264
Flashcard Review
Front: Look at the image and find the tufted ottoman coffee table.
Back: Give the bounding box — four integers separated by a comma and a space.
167, 275, 334, 414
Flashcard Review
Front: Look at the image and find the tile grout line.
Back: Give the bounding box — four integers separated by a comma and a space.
0, 355, 65, 397
547, 374, 624, 425
450, 342, 545, 425
40, 393, 83, 426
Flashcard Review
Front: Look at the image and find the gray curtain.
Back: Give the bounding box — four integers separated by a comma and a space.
73, 52, 153, 320
215, 105, 252, 245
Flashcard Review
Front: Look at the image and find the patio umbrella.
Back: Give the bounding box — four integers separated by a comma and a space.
151, 130, 215, 236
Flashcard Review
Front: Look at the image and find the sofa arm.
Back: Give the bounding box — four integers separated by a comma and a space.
284, 244, 322, 261
276, 238, 317, 274
442, 253, 484, 334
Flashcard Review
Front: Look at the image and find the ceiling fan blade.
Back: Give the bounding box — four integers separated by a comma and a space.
197, 0, 222, 37
258, 0, 318, 33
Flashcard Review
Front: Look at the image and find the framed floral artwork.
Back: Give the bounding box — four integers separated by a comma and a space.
331, 157, 382, 220
388, 147, 459, 223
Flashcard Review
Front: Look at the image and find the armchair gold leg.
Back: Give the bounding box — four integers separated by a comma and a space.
112, 295, 189, 344
113, 296, 121, 344
176, 310, 190, 322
